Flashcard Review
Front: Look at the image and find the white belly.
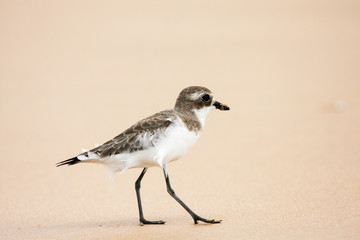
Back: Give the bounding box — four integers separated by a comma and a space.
154, 120, 201, 166
104, 118, 201, 177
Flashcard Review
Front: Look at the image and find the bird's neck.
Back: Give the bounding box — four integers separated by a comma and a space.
174, 108, 211, 133
191, 107, 212, 128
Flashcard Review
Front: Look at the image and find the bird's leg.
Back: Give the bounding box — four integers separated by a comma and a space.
162, 166, 222, 224
135, 168, 165, 225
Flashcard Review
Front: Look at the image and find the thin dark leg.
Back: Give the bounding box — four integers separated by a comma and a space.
135, 168, 165, 225
163, 167, 222, 224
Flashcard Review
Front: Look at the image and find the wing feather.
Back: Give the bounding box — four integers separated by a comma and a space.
88, 110, 176, 158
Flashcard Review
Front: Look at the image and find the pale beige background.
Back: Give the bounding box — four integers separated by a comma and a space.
1, 0, 360, 239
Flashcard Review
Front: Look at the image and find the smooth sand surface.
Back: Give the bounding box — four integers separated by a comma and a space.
1, 1, 360, 239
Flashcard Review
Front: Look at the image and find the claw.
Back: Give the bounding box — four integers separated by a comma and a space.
193, 217, 222, 224
203, 219, 222, 224
140, 219, 166, 225
207, 219, 222, 223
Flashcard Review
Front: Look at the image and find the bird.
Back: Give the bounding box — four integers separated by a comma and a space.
57, 86, 230, 225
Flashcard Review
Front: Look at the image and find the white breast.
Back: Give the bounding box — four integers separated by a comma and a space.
97, 117, 202, 178
153, 117, 201, 166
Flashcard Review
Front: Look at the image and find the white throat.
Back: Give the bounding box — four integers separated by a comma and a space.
192, 106, 214, 128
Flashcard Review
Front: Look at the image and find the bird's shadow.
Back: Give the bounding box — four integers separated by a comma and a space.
47, 216, 218, 231
47, 219, 136, 230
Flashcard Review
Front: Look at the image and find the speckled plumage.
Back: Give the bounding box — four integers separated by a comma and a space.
57, 86, 228, 176
57, 86, 229, 225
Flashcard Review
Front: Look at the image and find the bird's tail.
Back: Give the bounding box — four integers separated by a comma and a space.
56, 157, 81, 167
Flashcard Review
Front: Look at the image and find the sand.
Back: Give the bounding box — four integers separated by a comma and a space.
1, 0, 360, 239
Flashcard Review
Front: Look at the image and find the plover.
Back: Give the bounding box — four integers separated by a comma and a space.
57, 86, 230, 225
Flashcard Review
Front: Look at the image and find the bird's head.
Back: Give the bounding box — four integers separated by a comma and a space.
174, 86, 230, 121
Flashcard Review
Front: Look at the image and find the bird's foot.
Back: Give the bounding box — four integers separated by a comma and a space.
193, 216, 222, 224
139, 219, 166, 226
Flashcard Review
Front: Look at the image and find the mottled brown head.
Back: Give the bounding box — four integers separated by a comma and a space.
174, 86, 230, 114
174, 86, 213, 113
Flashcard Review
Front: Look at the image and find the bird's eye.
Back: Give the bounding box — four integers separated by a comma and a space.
201, 94, 210, 102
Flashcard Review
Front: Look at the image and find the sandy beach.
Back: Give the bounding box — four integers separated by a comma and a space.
1, 1, 360, 239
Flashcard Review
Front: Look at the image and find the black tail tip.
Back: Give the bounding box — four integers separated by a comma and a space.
56, 157, 81, 167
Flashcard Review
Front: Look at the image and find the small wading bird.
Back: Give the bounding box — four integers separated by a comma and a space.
57, 86, 230, 225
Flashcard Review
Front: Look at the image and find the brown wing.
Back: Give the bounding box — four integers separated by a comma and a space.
88, 110, 176, 158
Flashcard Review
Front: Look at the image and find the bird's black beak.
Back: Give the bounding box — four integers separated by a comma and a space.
213, 101, 230, 111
